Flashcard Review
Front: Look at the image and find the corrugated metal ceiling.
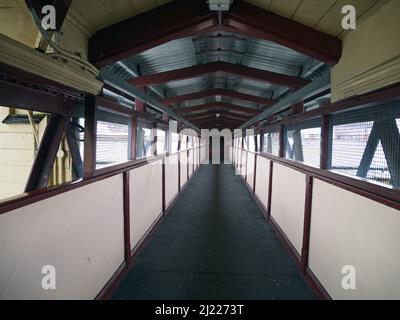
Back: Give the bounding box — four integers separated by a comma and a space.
123, 32, 317, 112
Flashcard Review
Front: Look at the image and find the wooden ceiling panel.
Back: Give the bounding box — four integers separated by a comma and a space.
291, 0, 337, 28
245, 0, 273, 11
246, 0, 387, 37
128, 0, 158, 15
314, 0, 381, 37
269, 0, 303, 19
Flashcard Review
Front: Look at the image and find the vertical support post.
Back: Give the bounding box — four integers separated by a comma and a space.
320, 115, 331, 170
301, 175, 313, 274
123, 171, 132, 268
187, 136, 189, 181
162, 158, 166, 214
178, 134, 181, 193
267, 161, 273, 219
253, 154, 257, 195
260, 128, 264, 153
130, 117, 138, 161
84, 95, 97, 178
293, 129, 304, 162
178, 154, 181, 194
279, 124, 285, 158
245, 150, 249, 183
135, 88, 145, 112
153, 122, 158, 156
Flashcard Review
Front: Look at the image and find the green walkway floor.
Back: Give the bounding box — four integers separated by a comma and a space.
113, 165, 315, 300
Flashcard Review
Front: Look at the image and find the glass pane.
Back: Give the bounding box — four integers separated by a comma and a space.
0, 106, 75, 201
286, 127, 321, 168
137, 122, 153, 159
96, 120, 130, 168
156, 128, 167, 155
249, 136, 255, 152
171, 133, 179, 153
263, 131, 280, 156
331, 119, 400, 188
180, 135, 187, 151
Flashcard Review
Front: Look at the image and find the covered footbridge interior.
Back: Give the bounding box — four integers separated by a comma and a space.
0, 0, 399, 300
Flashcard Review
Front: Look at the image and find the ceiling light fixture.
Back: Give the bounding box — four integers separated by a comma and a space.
207, 0, 232, 11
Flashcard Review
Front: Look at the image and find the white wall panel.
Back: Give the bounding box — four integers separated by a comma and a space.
0, 175, 125, 300
255, 157, 270, 210
188, 150, 193, 178
309, 179, 400, 299
165, 154, 179, 207
270, 164, 306, 254
130, 161, 163, 248
240, 150, 247, 177
180, 153, 188, 188
246, 153, 255, 191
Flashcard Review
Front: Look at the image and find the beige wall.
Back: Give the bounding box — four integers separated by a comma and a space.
0, 0, 38, 48
309, 179, 400, 299
246, 152, 255, 191
270, 163, 306, 255
331, 0, 400, 101
0, 0, 89, 58
240, 150, 247, 177
0, 175, 125, 300
129, 161, 163, 248
0, 108, 74, 201
0, 109, 49, 200
165, 154, 179, 207
180, 153, 188, 188
254, 156, 270, 209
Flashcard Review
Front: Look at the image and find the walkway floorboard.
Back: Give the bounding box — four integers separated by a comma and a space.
113, 165, 315, 300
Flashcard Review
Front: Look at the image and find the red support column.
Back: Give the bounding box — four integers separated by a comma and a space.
131, 117, 138, 161
267, 161, 273, 219
123, 171, 132, 268
301, 175, 313, 274
135, 87, 145, 112
320, 115, 330, 170
279, 124, 285, 158
83, 95, 97, 178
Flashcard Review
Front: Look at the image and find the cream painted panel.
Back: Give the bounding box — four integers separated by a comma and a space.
130, 161, 163, 248
188, 150, 193, 178
309, 179, 400, 300
165, 154, 179, 207
227, 146, 232, 163
196, 148, 200, 167
235, 148, 241, 174
240, 150, 247, 177
0, 175, 125, 300
271, 164, 306, 254
315, 0, 380, 37
331, 0, 400, 101
292, 0, 337, 29
255, 157, 270, 209
180, 153, 188, 188
246, 153, 255, 191
269, 0, 302, 19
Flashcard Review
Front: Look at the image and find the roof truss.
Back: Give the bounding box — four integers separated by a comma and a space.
129, 62, 310, 89
163, 88, 276, 106
89, 0, 342, 67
